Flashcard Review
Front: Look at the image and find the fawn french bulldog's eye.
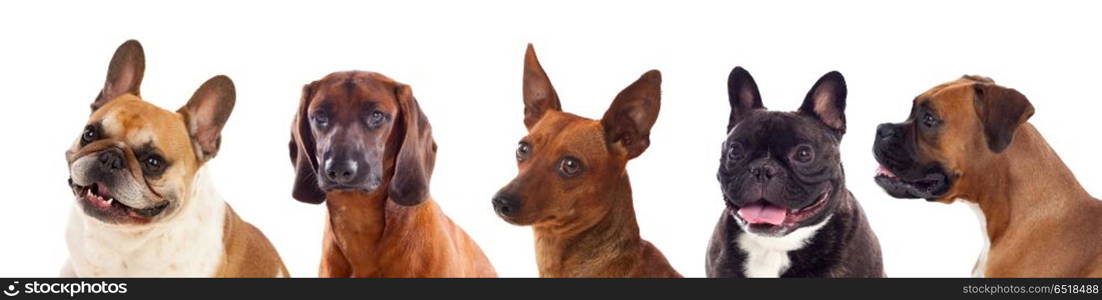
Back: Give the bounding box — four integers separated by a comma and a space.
559, 157, 582, 177
142, 155, 166, 176
81, 125, 99, 145
516, 142, 531, 162
792, 145, 814, 164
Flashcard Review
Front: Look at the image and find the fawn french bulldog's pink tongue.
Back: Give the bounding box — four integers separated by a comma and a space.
737, 202, 787, 225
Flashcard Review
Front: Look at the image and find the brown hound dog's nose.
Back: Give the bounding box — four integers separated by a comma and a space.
324, 159, 359, 184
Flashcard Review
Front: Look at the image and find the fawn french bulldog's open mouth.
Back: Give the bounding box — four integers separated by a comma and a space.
69, 179, 169, 224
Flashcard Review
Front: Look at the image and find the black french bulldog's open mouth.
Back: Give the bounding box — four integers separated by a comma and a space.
729, 187, 830, 233
873, 165, 951, 200
69, 179, 169, 223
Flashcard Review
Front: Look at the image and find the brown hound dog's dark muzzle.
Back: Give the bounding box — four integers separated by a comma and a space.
289, 71, 436, 206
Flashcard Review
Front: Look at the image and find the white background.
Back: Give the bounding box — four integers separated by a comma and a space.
1, 0, 1100, 277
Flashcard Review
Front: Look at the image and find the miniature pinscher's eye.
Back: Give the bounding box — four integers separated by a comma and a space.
791, 144, 814, 164
81, 125, 99, 145
142, 154, 167, 176
559, 157, 582, 177
516, 142, 531, 162
368, 111, 386, 127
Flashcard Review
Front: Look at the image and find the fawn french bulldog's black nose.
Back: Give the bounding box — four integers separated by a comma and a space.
877, 123, 900, 140
492, 192, 520, 217
98, 150, 125, 170
324, 159, 359, 184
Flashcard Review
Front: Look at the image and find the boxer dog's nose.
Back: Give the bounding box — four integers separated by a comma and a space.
324, 159, 359, 184
876, 123, 900, 140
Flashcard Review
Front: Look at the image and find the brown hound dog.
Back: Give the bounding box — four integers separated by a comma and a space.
289, 71, 496, 277
492, 45, 682, 277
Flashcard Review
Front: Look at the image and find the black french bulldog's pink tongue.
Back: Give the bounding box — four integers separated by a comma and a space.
737, 202, 787, 225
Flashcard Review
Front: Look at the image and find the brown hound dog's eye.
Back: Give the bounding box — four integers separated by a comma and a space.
311, 113, 330, 128
559, 157, 582, 177
516, 142, 531, 162
368, 111, 385, 127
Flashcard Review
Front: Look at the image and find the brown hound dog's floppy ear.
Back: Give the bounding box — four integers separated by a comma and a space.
972, 83, 1035, 153
389, 83, 437, 206
93, 40, 145, 111
522, 44, 562, 129
290, 81, 326, 204
797, 71, 848, 136
727, 66, 765, 132
601, 70, 662, 160
178, 75, 235, 163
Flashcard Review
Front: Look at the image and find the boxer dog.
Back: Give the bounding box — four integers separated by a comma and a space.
491, 45, 681, 277
707, 67, 883, 277
873, 75, 1102, 277
64, 40, 287, 277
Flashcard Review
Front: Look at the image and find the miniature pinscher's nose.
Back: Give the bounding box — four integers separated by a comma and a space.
492, 190, 521, 218
324, 158, 360, 184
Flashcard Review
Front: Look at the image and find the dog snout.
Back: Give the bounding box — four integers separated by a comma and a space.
98, 149, 125, 171
876, 123, 901, 141
492, 191, 521, 218
323, 158, 360, 184
748, 160, 779, 181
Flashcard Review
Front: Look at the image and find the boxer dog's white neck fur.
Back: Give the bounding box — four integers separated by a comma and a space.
737, 215, 831, 277
66, 167, 226, 277
963, 200, 989, 277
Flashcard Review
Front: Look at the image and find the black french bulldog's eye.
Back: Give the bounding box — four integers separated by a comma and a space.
726, 142, 745, 161
516, 142, 531, 162
559, 157, 582, 177
792, 145, 814, 163
143, 155, 166, 176
81, 125, 99, 144
368, 111, 386, 126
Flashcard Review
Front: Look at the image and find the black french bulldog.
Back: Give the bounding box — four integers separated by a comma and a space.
706, 67, 884, 277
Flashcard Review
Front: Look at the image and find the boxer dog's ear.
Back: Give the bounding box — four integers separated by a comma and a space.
798, 71, 847, 135
972, 83, 1035, 153
178, 75, 235, 163
727, 66, 764, 132
601, 70, 661, 160
290, 81, 326, 204
389, 84, 437, 206
93, 40, 145, 111
522, 44, 562, 129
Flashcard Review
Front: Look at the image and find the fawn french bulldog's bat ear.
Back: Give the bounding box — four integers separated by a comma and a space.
93, 40, 145, 112
290, 81, 326, 204
972, 83, 1035, 153
522, 44, 562, 129
727, 66, 764, 132
178, 75, 235, 163
798, 71, 847, 135
601, 70, 661, 160
389, 83, 436, 206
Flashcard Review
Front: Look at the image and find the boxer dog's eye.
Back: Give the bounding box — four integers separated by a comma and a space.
142, 154, 167, 176
367, 111, 386, 127
792, 144, 815, 164
80, 125, 100, 145
922, 112, 940, 128
558, 157, 582, 177
516, 142, 531, 162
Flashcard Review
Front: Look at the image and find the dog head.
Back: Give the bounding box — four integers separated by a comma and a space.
492, 44, 661, 228
717, 67, 847, 237
289, 71, 436, 206
66, 40, 236, 225
873, 75, 1034, 202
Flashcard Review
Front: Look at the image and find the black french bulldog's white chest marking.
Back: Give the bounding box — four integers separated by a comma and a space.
737, 216, 831, 277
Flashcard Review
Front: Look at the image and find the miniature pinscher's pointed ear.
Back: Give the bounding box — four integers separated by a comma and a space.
727, 66, 764, 132
601, 70, 662, 160
290, 81, 326, 204
798, 71, 848, 135
178, 75, 235, 163
93, 40, 145, 111
389, 83, 437, 206
522, 44, 562, 129
972, 83, 1035, 153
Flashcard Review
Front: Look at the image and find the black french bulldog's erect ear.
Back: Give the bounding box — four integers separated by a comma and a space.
727, 66, 764, 132
522, 44, 563, 129
601, 70, 662, 160
178, 75, 236, 163
972, 83, 1035, 153
798, 71, 847, 134
290, 81, 326, 204
93, 40, 145, 111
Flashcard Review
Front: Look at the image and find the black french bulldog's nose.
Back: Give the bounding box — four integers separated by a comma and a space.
492, 192, 520, 217
877, 123, 900, 140
324, 159, 359, 184
98, 150, 125, 170
749, 164, 778, 180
